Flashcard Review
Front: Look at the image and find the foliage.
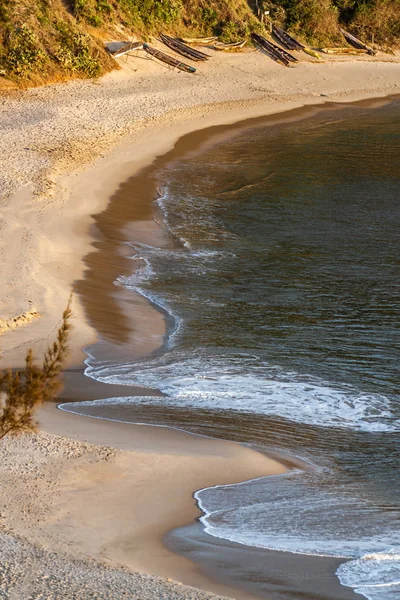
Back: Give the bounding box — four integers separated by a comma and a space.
120, 0, 183, 29
285, 0, 341, 45
55, 20, 101, 76
180, 0, 261, 39
71, 0, 111, 27
0, 0, 399, 86
5, 24, 46, 75
349, 0, 400, 46
0, 299, 72, 442
264, 0, 400, 45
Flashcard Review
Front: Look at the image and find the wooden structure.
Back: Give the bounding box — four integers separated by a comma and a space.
340, 28, 376, 56
180, 36, 218, 46
212, 40, 247, 52
321, 47, 367, 55
272, 25, 303, 51
252, 33, 297, 67
142, 43, 196, 73
272, 25, 322, 60
160, 34, 210, 61
106, 41, 143, 59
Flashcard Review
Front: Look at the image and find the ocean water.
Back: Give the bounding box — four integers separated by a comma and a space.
65, 100, 400, 599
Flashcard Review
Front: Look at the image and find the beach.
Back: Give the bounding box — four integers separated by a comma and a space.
1, 45, 400, 599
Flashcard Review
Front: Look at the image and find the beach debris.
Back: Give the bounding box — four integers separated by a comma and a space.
160, 34, 210, 61
105, 41, 143, 59
0, 307, 40, 335
142, 43, 196, 73
340, 28, 376, 55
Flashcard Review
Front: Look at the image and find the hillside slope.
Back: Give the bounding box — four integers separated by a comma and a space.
0, 0, 399, 88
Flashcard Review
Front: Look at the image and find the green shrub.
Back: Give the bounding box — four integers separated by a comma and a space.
0, 0, 13, 25
96, 0, 112, 15
55, 21, 101, 77
219, 19, 251, 41
283, 0, 341, 45
6, 24, 46, 75
71, 0, 103, 26
0, 300, 72, 441
119, 0, 183, 29
1, 0, 400, 87
201, 7, 219, 28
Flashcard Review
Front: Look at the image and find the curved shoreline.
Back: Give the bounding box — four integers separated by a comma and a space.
37, 400, 287, 600
1, 57, 400, 598
75, 92, 400, 368
64, 92, 398, 599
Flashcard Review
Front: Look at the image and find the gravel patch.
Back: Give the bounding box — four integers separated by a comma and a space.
0, 530, 225, 600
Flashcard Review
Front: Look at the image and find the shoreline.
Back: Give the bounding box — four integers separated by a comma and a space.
37, 401, 287, 600
1, 55, 400, 599
1, 52, 400, 367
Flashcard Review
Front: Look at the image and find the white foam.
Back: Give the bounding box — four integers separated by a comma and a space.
84, 353, 399, 433
63, 388, 400, 600
337, 550, 400, 600
193, 473, 400, 600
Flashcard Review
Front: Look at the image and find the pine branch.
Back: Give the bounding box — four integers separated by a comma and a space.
0, 295, 73, 441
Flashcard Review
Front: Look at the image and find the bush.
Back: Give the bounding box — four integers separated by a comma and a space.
283, 0, 341, 45
55, 21, 101, 76
350, 0, 400, 46
6, 24, 46, 76
119, 0, 183, 30
1, 0, 400, 87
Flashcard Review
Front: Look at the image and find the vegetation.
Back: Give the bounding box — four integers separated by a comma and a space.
0, 0, 114, 86
0, 299, 72, 441
0, 0, 399, 86
261, 0, 400, 47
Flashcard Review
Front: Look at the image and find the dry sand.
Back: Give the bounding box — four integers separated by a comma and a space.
0, 45, 400, 599
0, 402, 286, 600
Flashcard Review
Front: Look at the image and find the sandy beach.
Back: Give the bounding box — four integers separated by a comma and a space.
1, 44, 400, 599
1, 46, 400, 368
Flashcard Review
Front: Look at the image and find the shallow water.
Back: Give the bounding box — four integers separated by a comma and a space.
67, 100, 400, 600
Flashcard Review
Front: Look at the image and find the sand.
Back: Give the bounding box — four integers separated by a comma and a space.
1, 46, 400, 367
0, 401, 286, 600
0, 45, 400, 599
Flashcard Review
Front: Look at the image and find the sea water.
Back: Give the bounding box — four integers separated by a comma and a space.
64, 100, 400, 599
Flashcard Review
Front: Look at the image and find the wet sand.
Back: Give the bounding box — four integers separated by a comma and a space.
167, 523, 359, 600
37, 400, 287, 600
75, 94, 400, 359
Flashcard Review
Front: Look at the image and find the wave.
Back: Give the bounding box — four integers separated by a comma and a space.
193, 473, 400, 600
58, 395, 400, 600
84, 352, 399, 433
81, 105, 400, 600
337, 551, 400, 600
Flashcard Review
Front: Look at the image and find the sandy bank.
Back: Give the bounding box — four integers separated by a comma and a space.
0, 401, 286, 600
